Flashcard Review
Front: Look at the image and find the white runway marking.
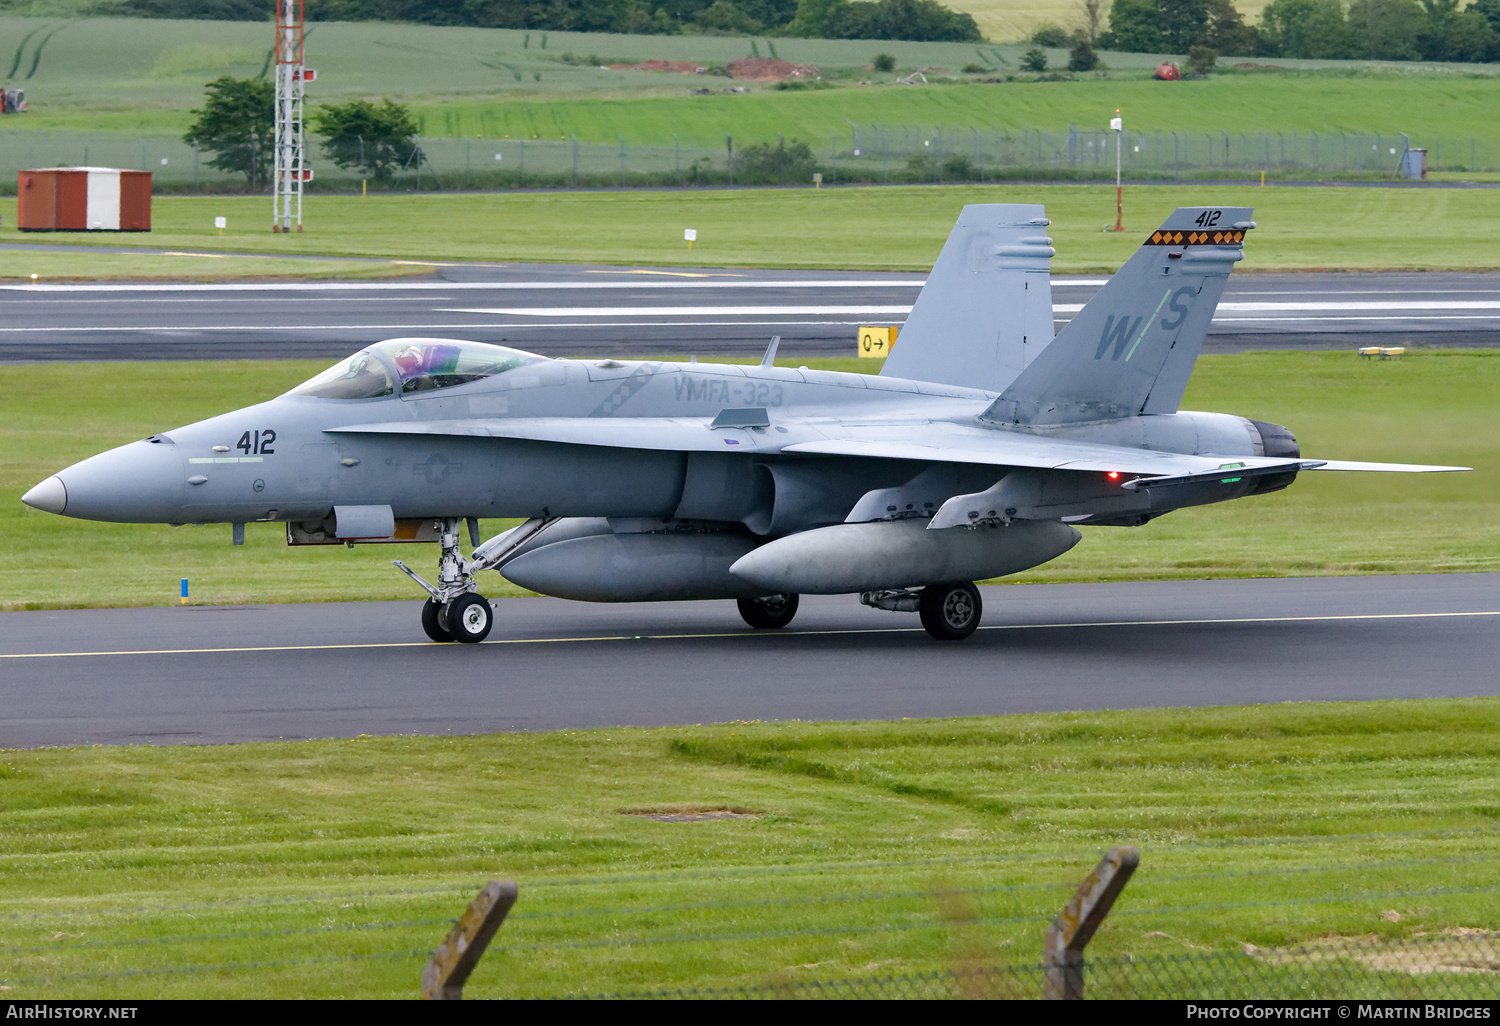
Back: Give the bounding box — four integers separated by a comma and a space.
0, 320, 910, 333
0, 280, 927, 293
438, 305, 916, 317
3, 608, 1495, 659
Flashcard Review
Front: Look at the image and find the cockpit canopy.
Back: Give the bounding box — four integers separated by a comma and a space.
288, 339, 548, 399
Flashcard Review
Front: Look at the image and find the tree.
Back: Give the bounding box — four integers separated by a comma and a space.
695, 0, 764, 31
1347, 0, 1424, 58
1473, 0, 1500, 33
785, 0, 839, 34
182, 76, 274, 190
1157, 0, 1210, 50
1101, 0, 1167, 51
311, 99, 419, 181
1031, 22, 1073, 45
1021, 46, 1049, 69
822, 0, 982, 41
1077, 0, 1105, 41
1187, 41, 1217, 69
1069, 37, 1102, 68
1203, 0, 1254, 53
1258, 0, 1353, 56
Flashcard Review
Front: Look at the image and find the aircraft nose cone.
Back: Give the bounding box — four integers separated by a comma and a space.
49, 439, 187, 523
21, 476, 67, 515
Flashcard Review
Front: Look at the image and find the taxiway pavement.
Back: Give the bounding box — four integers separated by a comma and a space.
3, 263, 1499, 362
3, 573, 1495, 748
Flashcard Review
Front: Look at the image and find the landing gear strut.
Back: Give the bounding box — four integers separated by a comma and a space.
396, 516, 559, 644
861, 583, 983, 640
738, 593, 799, 629
395, 517, 493, 644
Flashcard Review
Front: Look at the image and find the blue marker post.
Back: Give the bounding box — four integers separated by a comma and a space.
180, 578, 189, 605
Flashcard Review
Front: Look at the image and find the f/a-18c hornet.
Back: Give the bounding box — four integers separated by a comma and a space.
23, 205, 1467, 642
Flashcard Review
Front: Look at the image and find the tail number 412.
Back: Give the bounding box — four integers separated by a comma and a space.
1194, 210, 1222, 227
237, 430, 276, 455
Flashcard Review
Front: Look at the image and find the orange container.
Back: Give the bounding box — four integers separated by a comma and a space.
18, 167, 151, 232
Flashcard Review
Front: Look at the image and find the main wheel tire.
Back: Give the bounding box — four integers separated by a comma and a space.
445, 592, 494, 644
421, 599, 454, 643
737, 593, 800, 630
918, 582, 982, 641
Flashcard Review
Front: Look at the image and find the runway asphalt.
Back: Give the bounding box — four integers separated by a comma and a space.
3, 573, 1496, 749
4, 261, 1500, 362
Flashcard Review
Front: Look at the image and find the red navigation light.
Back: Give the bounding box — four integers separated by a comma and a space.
1106, 471, 1121, 481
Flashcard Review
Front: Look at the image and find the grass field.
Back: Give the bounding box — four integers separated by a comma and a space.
1, 15, 1497, 147
407, 77, 1500, 148
0, 249, 428, 280
2, 698, 1498, 997
7, 184, 1500, 273
3, 350, 1493, 611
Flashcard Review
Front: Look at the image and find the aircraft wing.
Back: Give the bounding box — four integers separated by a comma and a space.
780, 424, 1321, 477
329, 418, 1467, 476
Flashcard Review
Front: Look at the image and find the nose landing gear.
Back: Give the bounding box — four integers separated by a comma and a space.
396, 517, 495, 644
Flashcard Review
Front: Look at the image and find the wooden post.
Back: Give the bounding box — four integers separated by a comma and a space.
1043, 846, 1138, 1000
421, 879, 518, 1000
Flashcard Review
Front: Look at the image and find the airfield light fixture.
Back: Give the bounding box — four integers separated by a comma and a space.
1109, 109, 1124, 231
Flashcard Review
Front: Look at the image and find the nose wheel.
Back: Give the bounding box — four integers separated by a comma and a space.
444, 592, 493, 643
419, 593, 493, 644
421, 599, 453, 643
918, 582, 982, 641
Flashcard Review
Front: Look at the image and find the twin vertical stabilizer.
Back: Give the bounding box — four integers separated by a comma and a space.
983, 206, 1254, 426
880, 203, 1056, 394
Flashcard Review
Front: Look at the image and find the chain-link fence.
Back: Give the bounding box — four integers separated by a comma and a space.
575, 934, 1500, 999
0, 126, 1489, 194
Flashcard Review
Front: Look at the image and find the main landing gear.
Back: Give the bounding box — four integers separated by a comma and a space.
395, 517, 495, 644
861, 581, 983, 641
738, 593, 799, 629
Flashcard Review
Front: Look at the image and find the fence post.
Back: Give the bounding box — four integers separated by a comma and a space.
726, 134, 733, 186
829, 130, 836, 184
672, 132, 679, 181
617, 132, 625, 187
571, 133, 578, 186
421, 879, 518, 1000
464, 136, 470, 188
519, 138, 525, 187
193, 139, 199, 190
1042, 845, 1138, 1000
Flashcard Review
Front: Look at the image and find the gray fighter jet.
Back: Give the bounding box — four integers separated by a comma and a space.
22, 204, 1466, 642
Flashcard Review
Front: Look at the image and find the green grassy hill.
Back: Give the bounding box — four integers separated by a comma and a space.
2, 15, 1498, 150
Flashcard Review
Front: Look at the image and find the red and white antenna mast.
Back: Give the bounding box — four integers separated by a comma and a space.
272, 0, 311, 232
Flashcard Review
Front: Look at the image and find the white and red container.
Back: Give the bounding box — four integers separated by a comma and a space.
17, 167, 151, 232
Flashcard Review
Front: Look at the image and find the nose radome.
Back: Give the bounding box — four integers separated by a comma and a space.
22, 476, 67, 514
47, 438, 188, 523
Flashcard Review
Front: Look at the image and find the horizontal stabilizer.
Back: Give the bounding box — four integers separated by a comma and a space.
1304, 459, 1471, 473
